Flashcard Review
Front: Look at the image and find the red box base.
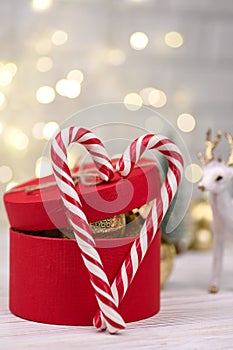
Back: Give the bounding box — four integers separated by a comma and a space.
9, 228, 161, 326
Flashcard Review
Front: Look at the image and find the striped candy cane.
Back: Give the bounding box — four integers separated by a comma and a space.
93, 133, 184, 330
51, 126, 126, 334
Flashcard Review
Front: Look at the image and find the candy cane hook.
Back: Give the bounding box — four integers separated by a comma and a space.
51, 126, 125, 333
93, 133, 184, 330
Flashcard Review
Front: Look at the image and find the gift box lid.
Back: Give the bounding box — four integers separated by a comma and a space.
4, 158, 161, 231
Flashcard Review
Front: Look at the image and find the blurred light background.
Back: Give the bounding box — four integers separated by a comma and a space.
1, 0, 233, 225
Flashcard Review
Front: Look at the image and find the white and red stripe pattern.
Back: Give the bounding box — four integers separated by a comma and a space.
51, 126, 125, 334
93, 133, 184, 330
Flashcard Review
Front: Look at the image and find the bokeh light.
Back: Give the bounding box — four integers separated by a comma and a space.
35, 39, 52, 54
165, 31, 183, 48
31, 0, 53, 11
4, 62, 17, 76
0, 165, 13, 183
36, 56, 53, 72
0, 92, 6, 109
32, 122, 45, 139
35, 156, 53, 178
185, 163, 202, 183
56, 79, 81, 98
5, 128, 29, 150
51, 30, 68, 46
106, 48, 126, 66
0, 70, 13, 86
148, 89, 167, 108
43, 121, 59, 140
6, 129, 29, 150
67, 69, 84, 83
0, 122, 3, 134
14, 133, 29, 150
130, 32, 149, 50
177, 113, 196, 132
36, 85, 55, 104
140, 87, 156, 105
124, 92, 143, 111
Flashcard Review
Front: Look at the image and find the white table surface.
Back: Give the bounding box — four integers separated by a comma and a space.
1, 227, 233, 350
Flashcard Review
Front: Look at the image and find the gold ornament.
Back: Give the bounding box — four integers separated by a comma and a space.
160, 237, 176, 287
190, 199, 213, 251
90, 214, 126, 238
89, 201, 153, 239
191, 199, 213, 223
192, 228, 213, 250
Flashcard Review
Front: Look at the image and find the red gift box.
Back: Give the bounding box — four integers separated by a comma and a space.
4, 159, 161, 326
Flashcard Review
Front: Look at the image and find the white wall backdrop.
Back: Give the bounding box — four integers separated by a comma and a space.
1, 0, 233, 224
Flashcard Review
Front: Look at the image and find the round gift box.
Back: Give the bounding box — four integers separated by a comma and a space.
4, 159, 160, 231
4, 159, 161, 326
10, 228, 161, 325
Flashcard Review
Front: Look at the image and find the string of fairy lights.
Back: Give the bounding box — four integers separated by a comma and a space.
0, 0, 203, 195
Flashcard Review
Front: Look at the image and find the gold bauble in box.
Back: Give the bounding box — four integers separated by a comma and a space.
160, 237, 176, 287
90, 214, 126, 238
89, 202, 152, 239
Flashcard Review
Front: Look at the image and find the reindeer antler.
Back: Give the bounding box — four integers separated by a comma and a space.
198, 129, 222, 165
225, 132, 233, 166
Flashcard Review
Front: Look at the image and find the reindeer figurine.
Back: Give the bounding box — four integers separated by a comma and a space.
198, 130, 233, 293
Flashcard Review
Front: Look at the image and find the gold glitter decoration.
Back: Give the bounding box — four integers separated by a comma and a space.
90, 201, 153, 239
90, 214, 126, 238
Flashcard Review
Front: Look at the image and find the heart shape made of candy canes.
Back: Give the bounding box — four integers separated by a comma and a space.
51, 126, 184, 334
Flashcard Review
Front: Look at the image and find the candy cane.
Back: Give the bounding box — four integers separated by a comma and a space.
93, 133, 184, 330
51, 126, 126, 334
